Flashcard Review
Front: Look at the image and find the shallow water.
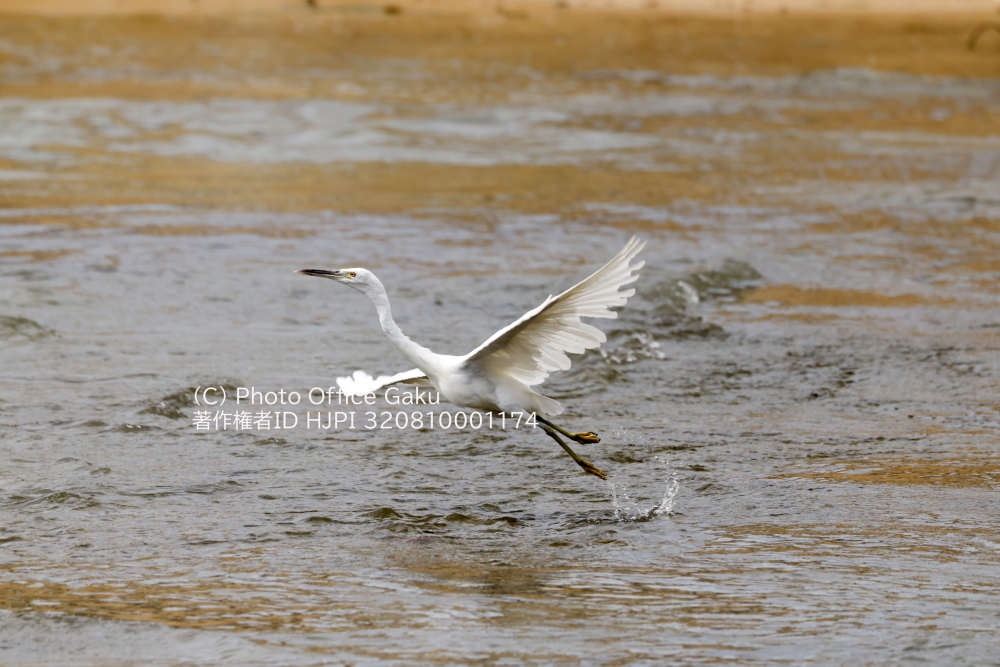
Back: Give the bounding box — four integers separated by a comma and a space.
1, 11, 999, 666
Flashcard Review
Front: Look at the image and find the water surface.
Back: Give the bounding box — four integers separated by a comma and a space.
1, 10, 999, 665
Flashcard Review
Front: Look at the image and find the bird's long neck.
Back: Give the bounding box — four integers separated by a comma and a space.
363, 280, 437, 371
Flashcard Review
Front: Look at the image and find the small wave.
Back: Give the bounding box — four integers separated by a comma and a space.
139, 379, 243, 419
641, 259, 762, 309
360, 506, 520, 534
120, 481, 243, 498
0, 489, 100, 511
598, 330, 666, 364
107, 423, 160, 433
545, 258, 761, 395
0, 315, 56, 341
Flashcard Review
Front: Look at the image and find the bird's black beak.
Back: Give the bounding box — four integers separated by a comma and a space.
296, 269, 342, 279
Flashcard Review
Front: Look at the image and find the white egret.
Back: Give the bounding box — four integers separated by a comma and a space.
297, 236, 646, 480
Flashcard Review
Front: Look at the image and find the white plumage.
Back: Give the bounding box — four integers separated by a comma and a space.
297, 236, 646, 479
463, 235, 645, 392
335, 368, 430, 397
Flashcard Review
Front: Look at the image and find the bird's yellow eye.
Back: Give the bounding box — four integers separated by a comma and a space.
348, 272, 356, 278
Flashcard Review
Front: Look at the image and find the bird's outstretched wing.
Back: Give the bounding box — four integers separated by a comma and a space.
463, 236, 645, 386
337, 368, 429, 397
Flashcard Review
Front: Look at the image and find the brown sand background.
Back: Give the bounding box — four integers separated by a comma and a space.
1, 0, 1000, 14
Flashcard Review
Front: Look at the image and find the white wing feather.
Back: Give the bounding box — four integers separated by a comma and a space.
463, 236, 645, 386
336, 368, 429, 397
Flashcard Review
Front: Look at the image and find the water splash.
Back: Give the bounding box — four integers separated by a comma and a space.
598, 331, 666, 364
607, 429, 680, 522
609, 463, 679, 522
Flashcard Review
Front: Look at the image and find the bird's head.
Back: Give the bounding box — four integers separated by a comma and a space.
296, 267, 381, 295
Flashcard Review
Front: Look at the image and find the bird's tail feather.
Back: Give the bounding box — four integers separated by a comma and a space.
336, 370, 380, 397
529, 391, 563, 418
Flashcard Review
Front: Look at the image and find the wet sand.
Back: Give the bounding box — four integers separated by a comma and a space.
1, 5, 999, 666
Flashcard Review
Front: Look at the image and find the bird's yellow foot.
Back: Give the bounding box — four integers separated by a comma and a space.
571, 431, 600, 444
578, 459, 607, 480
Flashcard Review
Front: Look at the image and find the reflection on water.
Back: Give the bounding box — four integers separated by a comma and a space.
1, 9, 999, 666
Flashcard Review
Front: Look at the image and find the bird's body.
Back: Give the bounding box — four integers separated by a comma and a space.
298, 236, 646, 479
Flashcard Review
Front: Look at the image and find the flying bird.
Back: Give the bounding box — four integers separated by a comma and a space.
297, 236, 646, 480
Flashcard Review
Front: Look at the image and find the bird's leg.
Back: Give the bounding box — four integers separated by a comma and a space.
539, 424, 607, 480
536, 416, 600, 445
